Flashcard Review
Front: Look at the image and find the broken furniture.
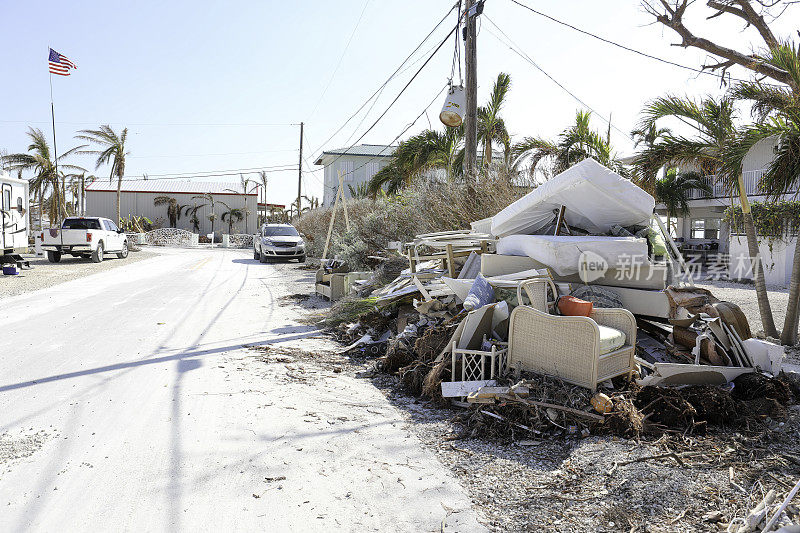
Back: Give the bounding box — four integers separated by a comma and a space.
315, 268, 370, 301
508, 278, 637, 391
406, 231, 494, 278
450, 336, 508, 383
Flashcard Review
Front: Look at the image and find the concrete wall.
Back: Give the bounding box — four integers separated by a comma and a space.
86, 191, 258, 236
322, 155, 392, 207
729, 234, 795, 286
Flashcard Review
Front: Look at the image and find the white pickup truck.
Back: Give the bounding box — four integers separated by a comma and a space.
41, 217, 129, 263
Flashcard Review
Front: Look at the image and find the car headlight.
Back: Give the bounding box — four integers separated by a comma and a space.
262, 238, 273, 245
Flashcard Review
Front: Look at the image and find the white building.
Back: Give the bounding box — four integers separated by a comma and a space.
314, 144, 396, 207
653, 137, 792, 284
85, 180, 258, 236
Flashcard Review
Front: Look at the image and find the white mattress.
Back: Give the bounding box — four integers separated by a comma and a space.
496, 234, 649, 276
491, 158, 655, 237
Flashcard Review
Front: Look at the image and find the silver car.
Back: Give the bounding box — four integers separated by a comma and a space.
254, 223, 306, 263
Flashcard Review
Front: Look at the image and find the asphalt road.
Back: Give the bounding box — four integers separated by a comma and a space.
0, 247, 484, 532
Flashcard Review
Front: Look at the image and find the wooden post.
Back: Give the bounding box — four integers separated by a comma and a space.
322, 180, 343, 260
446, 243, 456, 278
407, 247, 416, 273
297, 122, 303, 217
554, 205, 566, 236
463, 2, 478, 181
339, 171, 350, 231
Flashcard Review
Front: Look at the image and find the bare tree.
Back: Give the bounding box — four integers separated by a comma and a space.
644, 0, 799, 340
642, 1, 797, 90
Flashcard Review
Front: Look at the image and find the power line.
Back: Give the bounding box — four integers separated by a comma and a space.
483, 16, 630, 140
306, 2, 458, 159
128, 148, 298, 159
321, 22, 459, 173
506, 0, 780, 86
307, 0, 371, 120
117, 164, 299, 181
0, 120, 300, 127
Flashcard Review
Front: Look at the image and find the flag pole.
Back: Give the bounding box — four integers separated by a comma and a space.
48, 48, 61, 224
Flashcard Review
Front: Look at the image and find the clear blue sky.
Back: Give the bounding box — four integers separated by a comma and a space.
1, 1, 797, 206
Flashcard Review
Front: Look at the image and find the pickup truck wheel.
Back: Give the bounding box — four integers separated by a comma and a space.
254, 248, 260, 260
91, 242, 104, 263
117, 241, 129, 259
47, 251, 61, 263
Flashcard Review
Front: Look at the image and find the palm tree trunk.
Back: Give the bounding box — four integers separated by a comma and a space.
38, 189, 43, 231
116, 174, 122, 225
781, 240, 800, 345
737, 173, 779, 338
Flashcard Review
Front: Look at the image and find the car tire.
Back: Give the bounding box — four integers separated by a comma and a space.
254, 248, 260, 260
47, 251, 61, 263
260, 253, 269, 264
298, 255, 306, 263
91, 242, 104, 263
117, 241, 129, 259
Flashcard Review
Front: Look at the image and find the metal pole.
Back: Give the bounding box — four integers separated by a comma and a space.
297, 122, 304, 218
49, 69, 61, 224
463, 3, 478, 181
81, 174, 85, 215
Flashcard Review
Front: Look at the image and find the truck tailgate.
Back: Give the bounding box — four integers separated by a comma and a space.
59, 229, 91, 246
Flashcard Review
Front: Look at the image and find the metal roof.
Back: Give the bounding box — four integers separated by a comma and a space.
314, 144, 397, 165
85, 179, 257, 196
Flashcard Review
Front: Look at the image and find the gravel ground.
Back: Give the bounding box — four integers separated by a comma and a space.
0, 249, 157, 300
357, 371, 800, 532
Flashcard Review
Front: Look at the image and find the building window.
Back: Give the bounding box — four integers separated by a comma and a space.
691, 218, 720, 240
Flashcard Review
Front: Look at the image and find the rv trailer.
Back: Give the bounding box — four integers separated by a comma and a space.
0, 170, 31, 270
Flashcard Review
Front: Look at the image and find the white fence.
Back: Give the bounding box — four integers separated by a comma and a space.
688, 169, 775, 199
140, 228, 199, 247
223, 234, 254, 249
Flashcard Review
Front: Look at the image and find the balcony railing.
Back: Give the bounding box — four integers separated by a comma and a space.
685, 169, 787, 199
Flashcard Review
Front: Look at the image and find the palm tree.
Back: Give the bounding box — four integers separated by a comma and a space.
368, 127, 463, 195
655, 169, 711, 236
225, 174, 257, 233
76, 125, 129, 225
477, 72, 511, 170
220, 201, 244, 234
632, 94, 779, 338
2, 127, 85, 225
630, 124, 672, 192
153, 195, 182, 228
513, 110, 629, 182
65, 173, 96, 215
722, 40, 800, 344
181, 203, 206, 233
256, 170, 268, 224
193, 193, 217, 240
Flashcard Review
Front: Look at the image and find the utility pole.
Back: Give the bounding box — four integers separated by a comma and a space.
81, 174, 86, 215
297, 122, 304, 218
463, 1, 481, 181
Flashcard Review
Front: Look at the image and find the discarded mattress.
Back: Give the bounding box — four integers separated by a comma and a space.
490, 158, 655, 237
496, 234, 649, 276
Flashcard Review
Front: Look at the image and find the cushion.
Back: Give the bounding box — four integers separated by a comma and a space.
598, 325, 626, 354
463, 273, 495, 311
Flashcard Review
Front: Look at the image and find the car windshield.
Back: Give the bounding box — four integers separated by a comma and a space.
263, 226, 299, 237
62, 218, 101, 230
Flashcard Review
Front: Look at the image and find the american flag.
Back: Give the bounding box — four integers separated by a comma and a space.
48, 48, 76, 76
